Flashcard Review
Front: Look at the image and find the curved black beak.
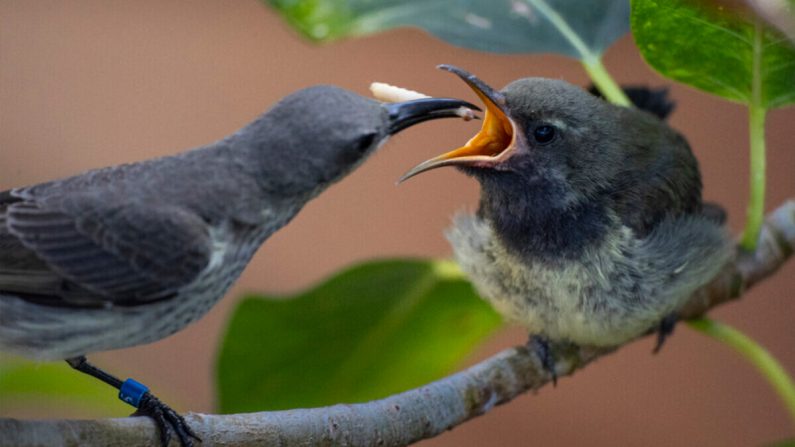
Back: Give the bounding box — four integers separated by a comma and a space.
398, 65, 517, 183
437, 64, 508, 113
385, 98, 480, 135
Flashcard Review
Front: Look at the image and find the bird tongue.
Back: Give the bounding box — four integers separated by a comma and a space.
444, 99, 513, 158
399, 65, 515, 182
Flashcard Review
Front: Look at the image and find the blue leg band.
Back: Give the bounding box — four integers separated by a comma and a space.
119, 378, 149, 408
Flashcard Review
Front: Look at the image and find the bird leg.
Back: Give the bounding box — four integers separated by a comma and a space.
65, 356, 200, 447
65, 355, 123, 388
653, 313, 679, 354
133, 393, 200, 447
527, 335, 558, 386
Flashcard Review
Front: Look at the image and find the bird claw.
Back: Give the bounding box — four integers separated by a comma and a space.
528, 335, 557, 386
64, 357, 199, 446
653, 313, 678, 354
133, 392, 201, 447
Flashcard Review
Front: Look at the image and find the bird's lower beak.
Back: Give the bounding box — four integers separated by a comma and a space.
385, 98, 481, 135
399, 65, 516, 182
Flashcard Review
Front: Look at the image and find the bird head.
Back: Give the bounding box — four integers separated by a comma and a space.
400, 65, 634, 204
245, 85, 478, 197
400, 65, 700, 258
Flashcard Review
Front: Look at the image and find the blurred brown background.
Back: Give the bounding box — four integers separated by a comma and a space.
1, 1, 794, 445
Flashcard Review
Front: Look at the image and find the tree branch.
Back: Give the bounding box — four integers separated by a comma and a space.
2, 200, 793, 447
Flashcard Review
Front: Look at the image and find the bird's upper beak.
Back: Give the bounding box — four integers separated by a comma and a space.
385, 97, 481, 135
399, 65, 516, 182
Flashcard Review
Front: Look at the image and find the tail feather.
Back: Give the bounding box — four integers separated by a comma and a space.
701, 201, 727, 225
589, 85, 676, 120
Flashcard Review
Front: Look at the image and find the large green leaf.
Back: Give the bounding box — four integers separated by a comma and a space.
216, 259, 502, 413
266, 0, 630, 58
631, 0, 795, 108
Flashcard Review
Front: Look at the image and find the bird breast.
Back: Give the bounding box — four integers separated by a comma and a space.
445, 212, 666, 346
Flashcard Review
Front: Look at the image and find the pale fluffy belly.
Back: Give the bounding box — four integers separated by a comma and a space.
472, 263, 647, 346
446, 213, 658, 347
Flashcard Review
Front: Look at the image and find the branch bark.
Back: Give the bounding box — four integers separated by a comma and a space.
2, 200, 794, 447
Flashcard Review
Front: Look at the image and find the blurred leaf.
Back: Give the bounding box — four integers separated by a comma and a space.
0, 356, 127, 415
766, 439, 795, 447
632, 0, 795, 108
216, 258, 503, 413
265, 0, 630, 58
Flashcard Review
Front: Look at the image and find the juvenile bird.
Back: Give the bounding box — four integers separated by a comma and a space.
402, 65, 731, 379
0, 85, 476, 446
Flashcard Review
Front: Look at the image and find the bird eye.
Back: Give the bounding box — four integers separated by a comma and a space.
355, 132, 377, 153
533, 125, 556, 144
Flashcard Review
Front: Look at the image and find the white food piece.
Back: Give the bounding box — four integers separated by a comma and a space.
370, 82, 476, 121
454, 106, 476, 121
370, 82, 429, 102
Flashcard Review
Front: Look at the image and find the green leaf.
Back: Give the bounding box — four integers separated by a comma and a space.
767, 439, 795, 447
631, 0, 795, 108
216, 258, 502, 413
265, 0, 630, 58
0, 356, 127, 415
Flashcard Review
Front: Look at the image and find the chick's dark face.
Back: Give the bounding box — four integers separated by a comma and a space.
491, 79, 627, 204
401, 65, 625, 208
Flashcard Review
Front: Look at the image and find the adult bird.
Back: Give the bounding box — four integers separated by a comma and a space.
0, 85, 477, 446
401, 65, 731, 381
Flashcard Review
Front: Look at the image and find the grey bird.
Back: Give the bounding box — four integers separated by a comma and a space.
0, 85, 477, 446
401, 65, 732, 380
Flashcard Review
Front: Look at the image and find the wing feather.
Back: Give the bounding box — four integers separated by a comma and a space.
1, 192, 213, 306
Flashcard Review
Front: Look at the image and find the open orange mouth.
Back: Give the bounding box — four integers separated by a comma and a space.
400, 65, 516, 182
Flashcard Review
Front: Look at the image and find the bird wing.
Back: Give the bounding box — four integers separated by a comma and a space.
608, 105, 704, 238
0, 191, 213, 306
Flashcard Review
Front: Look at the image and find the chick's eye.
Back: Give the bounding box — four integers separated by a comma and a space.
533, 125, 556, 144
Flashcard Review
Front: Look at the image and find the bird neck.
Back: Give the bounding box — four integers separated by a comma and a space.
229, 114, 337, 201
478, 176, 611, 262
174, 135, 313, 228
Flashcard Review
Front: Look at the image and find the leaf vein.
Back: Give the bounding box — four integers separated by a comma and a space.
681, 14, 753, 47
763, 36, 794, 49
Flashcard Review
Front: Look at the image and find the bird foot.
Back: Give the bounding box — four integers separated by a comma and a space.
66, 357, 200, 446
133, 392, 201, 447
653, 313, 679, 354
528, 335, 557, 386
